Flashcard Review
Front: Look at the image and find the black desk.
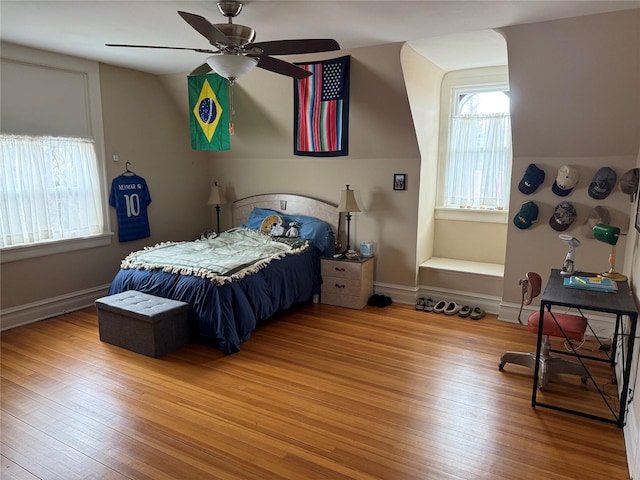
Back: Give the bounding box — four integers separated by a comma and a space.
532, 269, 638, 427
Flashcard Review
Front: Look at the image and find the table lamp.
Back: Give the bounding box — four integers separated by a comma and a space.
207, 181, 226, 232
337, 184, 362, 253
592, 223, 627, 281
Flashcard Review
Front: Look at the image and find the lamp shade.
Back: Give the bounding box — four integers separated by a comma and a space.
592, 223, 620, 246
206, 54, 258, 81
337, 186, 361, 213
208, 183, 225, 205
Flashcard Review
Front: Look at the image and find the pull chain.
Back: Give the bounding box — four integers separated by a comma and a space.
228, 80, 235, 135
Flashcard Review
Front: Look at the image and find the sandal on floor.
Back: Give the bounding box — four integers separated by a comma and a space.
433, 300, 448, 313
415, 297, 426, 310
423, 298, 435, 312
470, 307, 486, 320
458, 305, 472, 318
444, 302, 461, 315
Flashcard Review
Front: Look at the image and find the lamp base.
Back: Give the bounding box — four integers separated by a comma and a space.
600, 269, 627, 282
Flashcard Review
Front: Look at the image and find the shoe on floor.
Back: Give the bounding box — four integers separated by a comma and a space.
444, 302, 461, 315
377, 295, 392, 308
423, 297, 435, 312
368, 294, 381, 307
470, 307, 486, 320
433, 300, 448, 313
458, 305, 472, 318
415, 297, 426, 310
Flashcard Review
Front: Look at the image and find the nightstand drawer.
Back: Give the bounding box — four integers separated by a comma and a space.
322, 276, 364, 297
321, 259, 363, 280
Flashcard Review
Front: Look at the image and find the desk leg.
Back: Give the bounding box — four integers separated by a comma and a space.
611, 314, 620, 368
618, 314, 637, 427
531, 301, 546, 407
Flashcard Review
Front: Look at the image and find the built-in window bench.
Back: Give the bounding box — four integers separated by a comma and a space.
418, 258, 504, 314
420, 257, 504, 277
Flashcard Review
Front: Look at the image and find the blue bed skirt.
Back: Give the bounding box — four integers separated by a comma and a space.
108, 249, 321, 354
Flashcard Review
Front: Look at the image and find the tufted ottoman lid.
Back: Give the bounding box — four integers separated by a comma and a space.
96, 291, 189, 323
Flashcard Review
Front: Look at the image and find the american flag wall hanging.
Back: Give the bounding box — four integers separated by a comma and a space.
293, 55, 350, 157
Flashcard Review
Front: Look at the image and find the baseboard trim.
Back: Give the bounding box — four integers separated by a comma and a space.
1, 284, 111, 331
625, 403, 639, 480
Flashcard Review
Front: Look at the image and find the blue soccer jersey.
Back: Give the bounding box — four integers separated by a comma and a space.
109, 175, 152, 242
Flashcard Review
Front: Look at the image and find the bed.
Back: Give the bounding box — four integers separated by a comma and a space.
107, 193, 339, 354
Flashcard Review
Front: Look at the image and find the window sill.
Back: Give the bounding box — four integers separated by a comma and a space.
420, 257, 504, 277
1, 233, 113, 263
435, 207, 508, 223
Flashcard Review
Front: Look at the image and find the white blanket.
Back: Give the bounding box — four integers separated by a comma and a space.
121, 228, 309, 284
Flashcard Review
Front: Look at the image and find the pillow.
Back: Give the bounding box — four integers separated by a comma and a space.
283, 213, 335, 257
243, 207, 282, 230
260, 214, 285, 236
243, 207, 335, 256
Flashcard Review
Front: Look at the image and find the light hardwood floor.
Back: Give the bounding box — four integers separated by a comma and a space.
1, 303, 630, 479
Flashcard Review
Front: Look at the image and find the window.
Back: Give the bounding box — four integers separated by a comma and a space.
1, 44, 110, 262
0, 134, 105, 248
438, 83, 512, 213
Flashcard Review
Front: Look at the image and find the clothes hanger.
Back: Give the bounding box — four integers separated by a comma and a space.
122, 161, 136, 176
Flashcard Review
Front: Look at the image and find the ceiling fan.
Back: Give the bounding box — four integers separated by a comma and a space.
106, 1, 340, 83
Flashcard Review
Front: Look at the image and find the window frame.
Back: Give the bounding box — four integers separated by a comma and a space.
436, 67, 511, 224
1, 44, 112, 263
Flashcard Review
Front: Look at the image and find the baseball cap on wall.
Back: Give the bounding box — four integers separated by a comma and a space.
582, 206, 610, 239
513, 201, 539, 230
619, 168, 639, 203
549, 201, 577, 232
552, 165, 579, 196
588, 167, 617, 200
518, 164, 545, 195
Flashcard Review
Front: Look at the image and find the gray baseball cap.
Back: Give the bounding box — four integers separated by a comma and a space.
582, 206, 610, 239
588, 167, 617, 200
619, 168, 639, 203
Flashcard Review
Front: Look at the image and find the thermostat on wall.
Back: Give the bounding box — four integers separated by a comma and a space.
360, 242, 375, 257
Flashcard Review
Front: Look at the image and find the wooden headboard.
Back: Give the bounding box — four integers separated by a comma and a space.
233, 193, 339, 234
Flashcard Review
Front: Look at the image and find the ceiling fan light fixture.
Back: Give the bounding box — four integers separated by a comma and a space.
206, 54, 258, 81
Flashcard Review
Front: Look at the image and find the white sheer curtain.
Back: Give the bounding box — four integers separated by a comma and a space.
0, 134, 104, 247
444, 112, 512, 210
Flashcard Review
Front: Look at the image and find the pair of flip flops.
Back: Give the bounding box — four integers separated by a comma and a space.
415, 297, 435, 311
433, 300, 461, 315
458, 305, 485, 320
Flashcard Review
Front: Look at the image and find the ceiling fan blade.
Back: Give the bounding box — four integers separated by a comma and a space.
105, 43, 218, 54
178, 11, 231, 46
249, 39, 340, 56
190, 63, 213, 75
254, 55, 312, 79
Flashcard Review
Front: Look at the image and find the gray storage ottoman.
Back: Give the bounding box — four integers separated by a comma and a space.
96, 290, 190, 357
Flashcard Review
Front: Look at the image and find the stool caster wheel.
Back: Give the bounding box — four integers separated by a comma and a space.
581, 377, 587, 384
498, 362, 505, 370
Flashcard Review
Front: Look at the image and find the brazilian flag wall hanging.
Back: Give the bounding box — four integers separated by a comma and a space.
188, 74, 230, 151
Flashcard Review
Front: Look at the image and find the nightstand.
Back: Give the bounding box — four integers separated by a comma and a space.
320, 256, 375, 309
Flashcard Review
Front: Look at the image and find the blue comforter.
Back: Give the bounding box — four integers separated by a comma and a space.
108, 246, 322, 354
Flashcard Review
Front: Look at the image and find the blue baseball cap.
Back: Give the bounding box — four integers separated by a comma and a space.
518, 164, 545, 195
